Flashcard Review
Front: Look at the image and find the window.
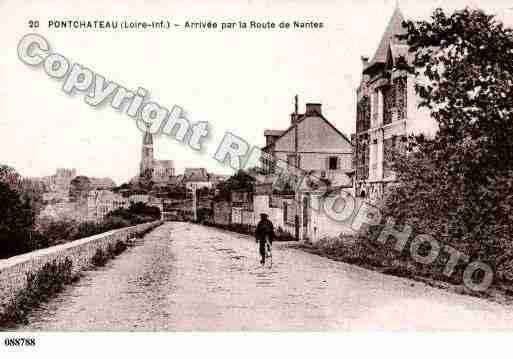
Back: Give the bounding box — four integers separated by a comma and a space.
357, 96, 371, 133
395, 77, 407, 120
287, 154, 296, 167
383, 137, 395, 178
383, 85, 395, 125
329, 156, 338, 170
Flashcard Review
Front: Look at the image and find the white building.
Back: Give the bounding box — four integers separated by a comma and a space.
184, 168, 213, 190
87, 189, 129, 222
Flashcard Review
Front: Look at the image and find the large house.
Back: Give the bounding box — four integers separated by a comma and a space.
262, 98, 353, 189
354, 6, 437, 200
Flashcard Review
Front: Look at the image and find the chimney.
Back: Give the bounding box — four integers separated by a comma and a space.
305, 103, 322, 116
361, 56, 369, 69
290, 94, 300, 125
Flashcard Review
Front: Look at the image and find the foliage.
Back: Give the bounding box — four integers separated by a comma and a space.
91, 240, 129, 267
0, 164, 22, 190
275, 226, 296, 241
106, 202, 161, 225
91, 247, 109, 267
400, 8, 513, 179
305, 235, 468, 289
195, 207, 212, 223
0, 258, 75, 328
383, 8, 513, 279
165, 184, 187, 199
215, 170, 255, 201
34, 203, 159, 252
0, 182, 42, 258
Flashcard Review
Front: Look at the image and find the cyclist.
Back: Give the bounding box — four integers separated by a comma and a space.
255, 213, 274, 265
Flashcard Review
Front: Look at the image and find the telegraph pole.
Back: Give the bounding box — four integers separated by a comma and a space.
294, 95, 300, 241
192, 183, 198, 222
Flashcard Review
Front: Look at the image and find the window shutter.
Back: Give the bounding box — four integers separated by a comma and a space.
337, 157, 341, 170
325, 157, 329, 171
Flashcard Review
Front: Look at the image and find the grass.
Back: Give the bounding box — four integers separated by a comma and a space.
0, 225, 159, 329
0, 258, 78, 329
91, 240, 129, 267
293, 232, 513, 303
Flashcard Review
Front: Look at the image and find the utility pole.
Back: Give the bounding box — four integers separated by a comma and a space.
294, 95, 300, 241
192, 183, 198, 222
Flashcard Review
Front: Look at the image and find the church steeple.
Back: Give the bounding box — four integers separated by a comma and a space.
140, 125, 154, 177
143, 130, 153, 146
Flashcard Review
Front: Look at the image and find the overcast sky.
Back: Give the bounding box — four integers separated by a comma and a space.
2, 0, 513, 184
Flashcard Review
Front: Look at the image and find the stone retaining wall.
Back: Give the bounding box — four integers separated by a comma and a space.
0, 221, 162, 313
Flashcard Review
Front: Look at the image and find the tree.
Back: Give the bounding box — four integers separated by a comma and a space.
0, 182, 37, 257
215, 170, 255, 201
165, 184, 187, 199
0, 164, 45, 222
0, 164, 22, 191
384, 8, 513, 274
400, 8, 513, 179
106, 202, 161, 224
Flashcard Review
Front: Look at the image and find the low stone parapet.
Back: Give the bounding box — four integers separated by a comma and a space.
0, 221, 162, 314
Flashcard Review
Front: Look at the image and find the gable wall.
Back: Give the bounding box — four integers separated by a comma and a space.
274, 116, 352, 153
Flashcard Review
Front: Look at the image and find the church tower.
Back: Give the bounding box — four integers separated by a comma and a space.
140, 126, 154, 177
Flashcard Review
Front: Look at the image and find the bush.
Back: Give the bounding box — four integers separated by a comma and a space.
91, 239, 129, 268
106, 202, 161, 225
275, 227, 295, 241
37, 219, 79, 246
196, 208, 212, 223
0, 257, 74, 328
113, 240, 127, 255
91, 248, 109, 267
308, 225, 475, 288
33, 209, 158, 256
102, 216, 132, 231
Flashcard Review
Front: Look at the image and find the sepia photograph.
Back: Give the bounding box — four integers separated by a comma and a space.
1, 0, 513, 356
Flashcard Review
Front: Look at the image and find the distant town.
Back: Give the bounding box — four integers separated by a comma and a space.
31, 126, 231, 225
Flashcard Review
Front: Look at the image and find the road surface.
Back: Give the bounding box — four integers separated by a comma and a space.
20, 222, 513, 330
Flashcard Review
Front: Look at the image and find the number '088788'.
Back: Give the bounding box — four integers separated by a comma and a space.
4, 337, 36, 346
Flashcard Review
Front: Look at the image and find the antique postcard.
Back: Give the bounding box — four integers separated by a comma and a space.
1, 0, 513, 357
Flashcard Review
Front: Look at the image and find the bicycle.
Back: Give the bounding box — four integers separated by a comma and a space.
264, 235, 272, 267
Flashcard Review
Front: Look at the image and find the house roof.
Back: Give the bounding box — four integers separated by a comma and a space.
184, 168, 210, 182
264, 112, 352, 151
185, 174, 209, 182
154, 160, 174, 168
365, 6, 407, 72
264, 130, 285, 137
